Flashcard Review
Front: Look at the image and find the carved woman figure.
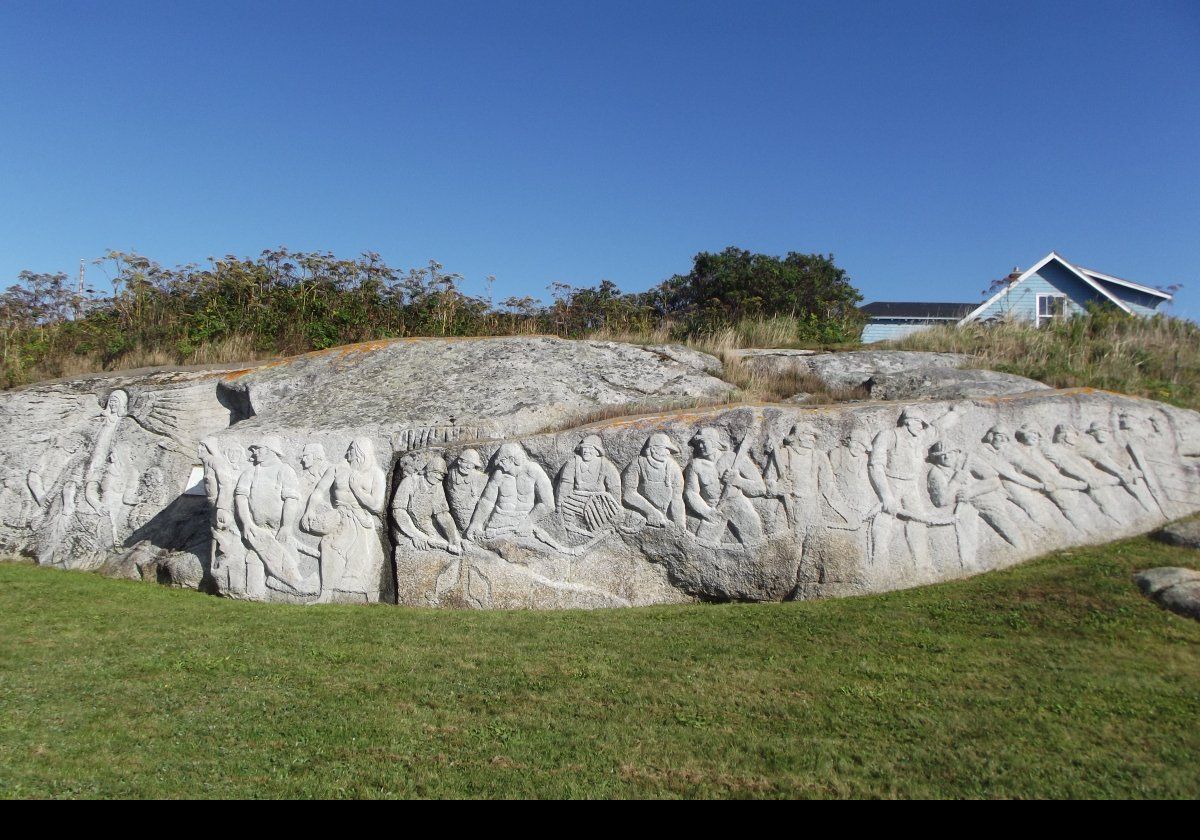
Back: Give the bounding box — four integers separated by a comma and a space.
306, 437, 387, 602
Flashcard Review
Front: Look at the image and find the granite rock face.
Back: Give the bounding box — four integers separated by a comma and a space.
0, 367, 243, 586
735, 349, 970, 391
3, 337, 1199, 610
866, 367, 1049, 401
387, 390, 1200, 608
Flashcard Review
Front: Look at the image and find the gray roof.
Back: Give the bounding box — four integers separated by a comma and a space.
860, 301, 978, 319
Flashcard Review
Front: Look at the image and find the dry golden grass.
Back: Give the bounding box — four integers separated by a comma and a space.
886, 313, 1200, 411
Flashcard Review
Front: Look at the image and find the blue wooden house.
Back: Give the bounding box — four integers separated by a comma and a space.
860, 251, 1173, 344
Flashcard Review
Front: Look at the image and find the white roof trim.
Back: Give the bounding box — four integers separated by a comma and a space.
1078, 266, 1172, 300
958, 251, 1132, 325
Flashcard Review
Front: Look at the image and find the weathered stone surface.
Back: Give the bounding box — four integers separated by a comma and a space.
1153, 516, 1200, 549
0, 367, 243, 582
387, 389, 1200, 609
1134, 566, 1200, 596
867, 367, 1050, 401
1134, 567, 1200, 621
735, 349, 971, 391
4, 337, 1199, 611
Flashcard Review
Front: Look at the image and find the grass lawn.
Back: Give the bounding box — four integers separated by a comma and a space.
1, 537, 1198, 799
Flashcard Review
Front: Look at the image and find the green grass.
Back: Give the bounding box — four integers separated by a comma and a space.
1, 537, 1198, 799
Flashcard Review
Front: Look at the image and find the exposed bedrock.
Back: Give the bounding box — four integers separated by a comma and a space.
2, 337, 1198, 609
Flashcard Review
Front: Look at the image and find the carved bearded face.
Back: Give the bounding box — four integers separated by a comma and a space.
648, 443, 670, 461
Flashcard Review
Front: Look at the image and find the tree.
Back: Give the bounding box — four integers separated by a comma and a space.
655, 247, 863, 336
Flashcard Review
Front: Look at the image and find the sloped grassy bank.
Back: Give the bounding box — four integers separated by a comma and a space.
1, 534, 1197, 799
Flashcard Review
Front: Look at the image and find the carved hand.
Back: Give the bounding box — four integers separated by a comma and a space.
646, 509, 668, 527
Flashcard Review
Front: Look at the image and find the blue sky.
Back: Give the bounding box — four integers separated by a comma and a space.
2, 1, 1198, 318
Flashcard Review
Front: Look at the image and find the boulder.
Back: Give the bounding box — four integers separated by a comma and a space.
1154, 516, 1200, 549
867, 367, 1050, 400
1133, 567, 1200, 622
3, 337, 1199, 611
733, 349, 971, 391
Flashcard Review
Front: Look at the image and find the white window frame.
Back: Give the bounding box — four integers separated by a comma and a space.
1036, 293, 1067, 326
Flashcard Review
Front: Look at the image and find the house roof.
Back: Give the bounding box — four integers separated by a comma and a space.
860, 301, 978, 319
959, 251, 1136, 324
1077, 266, 1173, 300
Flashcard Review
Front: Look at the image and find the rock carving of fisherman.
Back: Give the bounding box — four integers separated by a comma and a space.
466, 443, 554, 541
555, 434, 622, 535
684, 427, 766, 547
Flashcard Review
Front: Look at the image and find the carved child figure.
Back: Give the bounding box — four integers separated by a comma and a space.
623, 433, 686, 529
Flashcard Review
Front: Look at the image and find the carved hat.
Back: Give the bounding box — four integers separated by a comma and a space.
301, 443, 326, 458
690, 427, 728, 451
645, 432, 680, 454
1086, 421, 1111, 437
928, 440, 958, 459
899, 407, 931, 427
1015, 424, 1041, 444
982, 425, 1010, 444
576, 434, 605, 456
254, 436, 286, 457
456, 448, 483, 469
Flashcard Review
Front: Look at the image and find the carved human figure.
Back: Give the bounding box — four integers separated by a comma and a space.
445, 449, 488, 532
926, 440, 1026, 567
765, 424, 857, 539
684, 427, 766, 547
298, 443, 329, 496
466, 443, 554, 540
299, 438, 386, 601
392, 453, 461, 554
200, 441, 248, 592
868, 405, 959, 566
1043, 424, 1123, 522
233, 437, 307, 598
622, 433, 686, 529
1084, 421, 1159, 516
556, 435, 622, 535
1007, 425, 1090, 529
976, 426, 1051, 525
124, 466, 165, 533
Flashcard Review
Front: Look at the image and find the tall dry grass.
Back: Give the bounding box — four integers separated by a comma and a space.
886, 313, 1200, 411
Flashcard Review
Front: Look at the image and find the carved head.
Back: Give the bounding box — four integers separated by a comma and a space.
928, 441, 959, 468
1053, 424, 1078, 446
250, 436, 285, 465
899, 408, 930, 435
576, 434, 604, 461
455, 449, 483, 474
398, 450, 425, 478
103, 389, 129, 418
1015, 425, 1041, 447
347, 437, 373, 466
1148, 415, 1163, 435
690, 428, 727, 460
300, 443, 326, 470
424, 454, 448, 482
1117, 413, 1136, 433
783, 424, 816, 450
494, 443, 527, 475
982, 426, 1010, 450
644, 433, 680, 461
843, 429, 871, 457
1086, 422, 1110, 444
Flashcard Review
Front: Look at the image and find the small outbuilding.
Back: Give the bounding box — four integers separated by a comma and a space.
860, 251, 1173, 344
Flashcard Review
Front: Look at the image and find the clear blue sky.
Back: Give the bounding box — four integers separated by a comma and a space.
2, 1, 1198, 317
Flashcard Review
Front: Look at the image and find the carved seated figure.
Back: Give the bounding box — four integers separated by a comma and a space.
466, 443, 554, 541
392, 454, 461, 554
622, 433, 686, 529
556, 434, 622, 536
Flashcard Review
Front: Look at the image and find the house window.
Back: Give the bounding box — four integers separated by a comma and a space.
1037, 294, 1067, 326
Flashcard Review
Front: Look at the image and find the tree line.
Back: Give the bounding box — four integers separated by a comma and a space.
0, 246, 865, 388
